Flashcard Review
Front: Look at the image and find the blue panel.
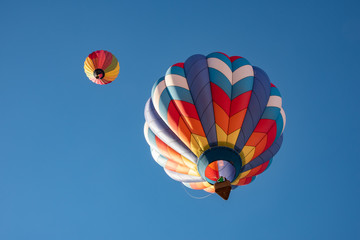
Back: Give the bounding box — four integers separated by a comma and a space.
270, 86, 281, 97
184, 54, 217, 146
208, 68, 232, 97
158, 89, 172, 122
231, 57, 251, 71
231, 76, 254, 99
166, 86, 194, 103
275, 114, 284, 140
151, 77, 165, 97
261, 106, 280, 120
266, 158, 273, 170
206, 52, 232, 70
166, 66, 186, 77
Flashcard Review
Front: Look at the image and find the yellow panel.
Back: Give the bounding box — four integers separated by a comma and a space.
190, 135, 202, 157
105, 67, 120, 75
192, 134, 210, 152
181, 155, 197, 170
85, 72, 93, 79
188, 169, 200, 176
216, 124, 228, 146
104, 71, 119, 78
84, 64, 94, 73
240, 146, 255, 164
226, 129, 241, 148
175, 164, 191, 175
84, 58, 95, 71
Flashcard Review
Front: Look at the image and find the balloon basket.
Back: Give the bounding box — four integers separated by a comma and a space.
214, 180, 232, 200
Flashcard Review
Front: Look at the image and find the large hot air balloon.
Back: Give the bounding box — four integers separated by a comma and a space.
144, 52, 286, 200
84, 50, 120, 85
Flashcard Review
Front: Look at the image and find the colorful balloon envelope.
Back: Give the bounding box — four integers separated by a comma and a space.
84, 50, 119, 85
144, 52, 286, 200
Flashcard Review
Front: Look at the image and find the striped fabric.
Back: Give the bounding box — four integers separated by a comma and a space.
144, 52, 286, 193
84, 50, 120, 85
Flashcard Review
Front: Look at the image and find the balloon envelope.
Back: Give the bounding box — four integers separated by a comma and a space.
84, 50, 119, 85
144, 52, 286, 197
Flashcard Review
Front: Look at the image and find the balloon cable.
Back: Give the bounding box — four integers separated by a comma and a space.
182, 184, 213, 199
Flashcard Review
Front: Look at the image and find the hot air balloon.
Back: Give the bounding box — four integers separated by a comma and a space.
84, 50, 119, 85
144, 52, 286, 200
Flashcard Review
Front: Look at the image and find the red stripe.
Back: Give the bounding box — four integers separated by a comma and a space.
172, 63, 184, 68
253, 119, 276, 133
230, 56, 243, 62
205, 166, 219, 181
167, 101, 180, 132
230, 91, 252, 116
102, 52, 113, 69
211, 83, 230, 115
88, 52, 98, 60
172, 100, 199, 119
265, 124, 277, 150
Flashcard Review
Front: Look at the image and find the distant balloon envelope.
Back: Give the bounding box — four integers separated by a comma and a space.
84, 50, 119, 85
144, 52, 286, 199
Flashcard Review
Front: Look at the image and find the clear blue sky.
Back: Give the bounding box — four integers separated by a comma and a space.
0, 0, 359, 239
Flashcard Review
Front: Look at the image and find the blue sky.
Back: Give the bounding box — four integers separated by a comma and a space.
0, 0, 359, 239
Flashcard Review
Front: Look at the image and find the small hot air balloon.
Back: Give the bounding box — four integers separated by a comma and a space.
84, 50, 119, 85
144, 52, 286, 200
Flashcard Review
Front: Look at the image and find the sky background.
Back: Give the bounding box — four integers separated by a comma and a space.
1, 0, 359, 239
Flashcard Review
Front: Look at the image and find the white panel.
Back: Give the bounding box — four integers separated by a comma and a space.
165, 74, 189, 90
232, 65, 254, 85
267, 96, 282, 108
207, 58, 232, 83
280, 108, 286, 134
164, 169, 203, 183
152, 80, 166, 112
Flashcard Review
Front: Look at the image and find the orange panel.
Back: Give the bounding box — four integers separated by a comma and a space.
246, 132, 267, 146
165, 160, 178, 172
184, 117, 206, 136
167, 146, 184, 165
252, 135, 268, 159
213, 102, 229, 132
228, 109, 246, 133
177, 117, 192, 147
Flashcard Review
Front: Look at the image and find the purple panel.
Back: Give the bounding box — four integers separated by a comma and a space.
242, 135, 283, 171
235, 66, 271, 151
184, 54, 217, 147
218, 161, 236, 182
